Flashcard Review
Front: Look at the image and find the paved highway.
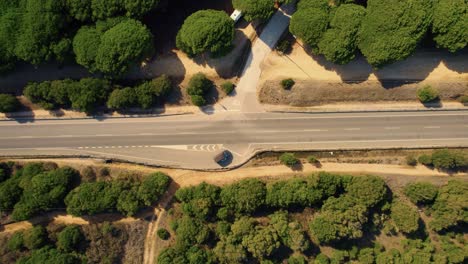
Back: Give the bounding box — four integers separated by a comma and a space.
0, 111, 467, 168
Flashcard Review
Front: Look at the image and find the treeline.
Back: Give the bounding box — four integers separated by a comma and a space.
158, 174, 467, 263
0, 162, 171, 221
289, 0, 467, 67
0, 0, 158, 76
24, 75, 172, 114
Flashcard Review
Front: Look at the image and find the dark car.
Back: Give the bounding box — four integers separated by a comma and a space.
214, 150, 232, 166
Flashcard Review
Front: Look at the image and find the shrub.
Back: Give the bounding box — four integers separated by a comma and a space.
406, 155, 417, 166
187, 73, 212, 106
136, 75, 172, 109
57, 225, 84, 252
279, 153, 299, 167
417, 85, 439, 103
220, 178, 266, 215
281, 78, 295, 90
276, 39, 292, 54
176, 10, 235, 57
459, 95, 468, 105
404, 182, 438, 205
418, 154, 432, 166
7, 232, 24, 251
107, 87, 137, 110
221, 81, 235, 95
307, 155, 319, 164
157, 228, 170, 240
23, 226, 47, 250
431, 149, 467, 170
430, 180, 467, 231
0, 94, 19, 113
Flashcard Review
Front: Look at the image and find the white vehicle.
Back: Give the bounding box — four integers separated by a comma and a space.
230, 9, 243, 24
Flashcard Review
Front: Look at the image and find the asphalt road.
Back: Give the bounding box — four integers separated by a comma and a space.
0, 111, 467, 168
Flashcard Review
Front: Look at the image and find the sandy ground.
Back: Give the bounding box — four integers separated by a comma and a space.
259, 42, 468, 106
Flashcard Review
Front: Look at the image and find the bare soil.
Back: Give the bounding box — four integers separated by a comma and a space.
259, 41, 468, 106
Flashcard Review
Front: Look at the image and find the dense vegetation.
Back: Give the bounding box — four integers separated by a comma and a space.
159, 173, 468, 263
291, 0, 467, 67
417, 149, 468, 171
24, 76, 172, 113
0, 162, 171, 220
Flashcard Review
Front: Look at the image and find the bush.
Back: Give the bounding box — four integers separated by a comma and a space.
157, 228, 170, 240
417, 85, 439, 103
281, 78, 295, 90
7, 232, 24, 251
0, 94, 19, 113
459, 95, 468, 105
418, 154, 432, 166
221, 81, 235, 95
187, 73, 212, 106
136, 75, 172, 109
279, 153, 299, 167
406, 155, 417, 166
276, 39, 292, 54
431, 149, 467, 170
307, 155, 319, 164
176, 10, 235, 57
403, 182, 438, 205
220, 178, 266, 215
57, 225, 84, 252
107, 87, 137, 110
23, 226, 47, 250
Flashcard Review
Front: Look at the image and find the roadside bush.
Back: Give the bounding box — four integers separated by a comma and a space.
404, 182, 438, 205
157, 228, 170, 240
220, 178, 266, 215
0, 94, 19, 113
187, 73, 212, 106
281, 78, 295, 90
431, 149, 467, 170
138, 172, 171, 206
107, 87, 137, 110
406, 155, 417, 166
279, 153, 299, 167
68, 78, 112, 113
417, 85, 439, 103
418, 154, 432, 166
307, 155, 319, 164
459, 95, 468, 105
136, 75, 172, 109
221, 81, 235, 95
391, 201, 420, 234
276, 39, 292, 54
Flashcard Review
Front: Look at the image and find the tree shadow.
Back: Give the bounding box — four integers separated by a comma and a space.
440, 48, 468, 74
5, 103, 36, 124
421, 98, 442, 108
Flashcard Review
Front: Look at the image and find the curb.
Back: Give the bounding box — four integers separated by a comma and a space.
0, 112, 195, 122
266, 107, 468, 114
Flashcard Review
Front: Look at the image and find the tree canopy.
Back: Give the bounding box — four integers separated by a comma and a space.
432, 0, 468, 52
391, 201, 420, 234
176, 10, 234, 57
358, 0, 433, 67
290, 7, 329, 50
232, 0, 275, 21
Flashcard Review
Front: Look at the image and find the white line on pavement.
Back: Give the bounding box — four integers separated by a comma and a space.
424, 126, 441, 129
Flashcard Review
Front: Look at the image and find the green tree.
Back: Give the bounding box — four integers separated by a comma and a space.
95, 18, 153, 76
73, 26, 101, 72
187, 73, 212, 106
7, 232, 24, 251
298, 0, 329, 11
138, 172, 170, 206
265, 178, 323, 208
176, 10, 235, 57
17, 246, 81, 264
0, 9, 21, 73
214, 237, 248, 264
430, 180, 467, 232
23, 225, 47, 250
417, 85, 439, 103
232, 0, 275, 21
91, 0, 123, 20
220, 178, 266, 214
175, 216, 210, 246
318, 4, 366, 64
57, 225, 84, 252
0, 94, 19, 113
242, 226, 281, 259
66, 0, 92, 22
123, 0, 159, 17
290, 7, 329, 50
117, 188, 142, 216
391, 201, 420, 234
15, 0, 67, 65
432, 0, 467, 52
358, 0, 433, 67
346, 176, 387, 208
107, 87, 137, 110
68, 78, 112, 113
0, 178, 23, 212
403, 182, 438, 205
